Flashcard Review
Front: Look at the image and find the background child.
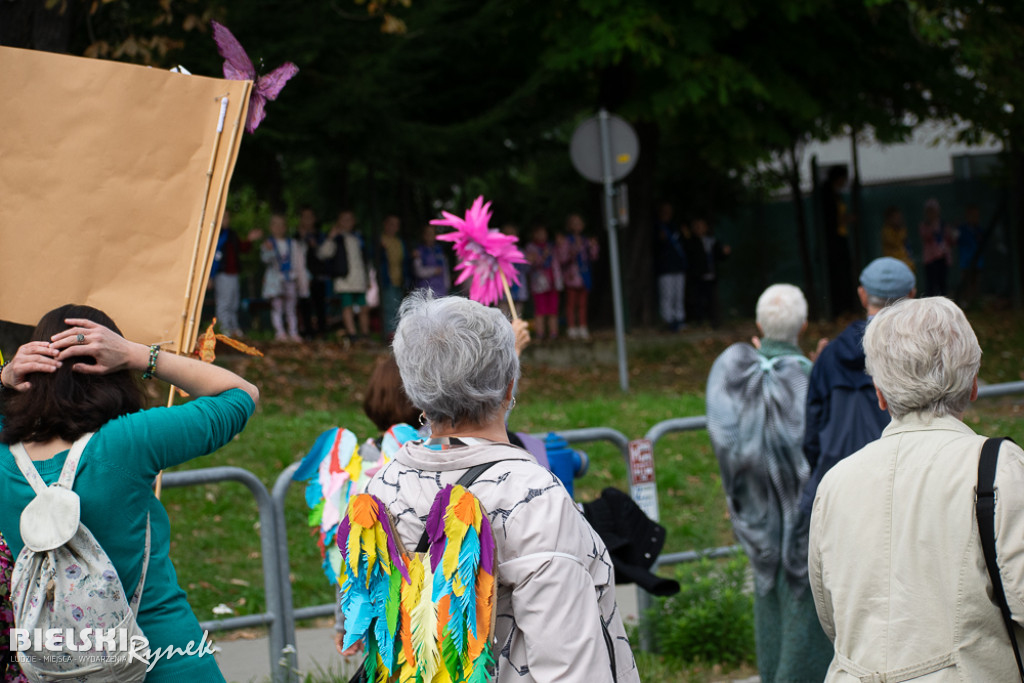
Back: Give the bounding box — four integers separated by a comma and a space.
261, 213, 309, 341
557, 213, 599, 340
412, 224, 450, 295
525, 223, 562, 341
500, 223, 530, 319
880, 205, 914, 271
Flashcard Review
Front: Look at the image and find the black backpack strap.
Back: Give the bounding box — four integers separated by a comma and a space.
414, 461, 499, 553
976, 436, 1024, 681
601, 620, 618, 683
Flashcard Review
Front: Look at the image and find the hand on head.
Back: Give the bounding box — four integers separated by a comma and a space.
2, 318, 131, 391
6, 304, 259, 404
0, 341, 61, 391
49, 318, 136, 375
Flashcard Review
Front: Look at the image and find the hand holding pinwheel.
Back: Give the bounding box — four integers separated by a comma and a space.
430, 196, 526, 319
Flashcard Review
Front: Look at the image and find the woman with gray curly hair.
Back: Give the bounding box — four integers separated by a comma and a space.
365, 292, 638, 683
809, 297, 1024, 681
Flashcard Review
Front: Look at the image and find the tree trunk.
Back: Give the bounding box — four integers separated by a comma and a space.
622, 120, 658, 328
850, 128, 863, 271
788, 144, 819, 319
1010, 145, 1024, 307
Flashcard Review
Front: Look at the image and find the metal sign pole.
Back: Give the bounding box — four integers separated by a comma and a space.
598, 108, 630, 392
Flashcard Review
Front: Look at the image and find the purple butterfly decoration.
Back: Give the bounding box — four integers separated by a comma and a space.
211, 20, 298, 133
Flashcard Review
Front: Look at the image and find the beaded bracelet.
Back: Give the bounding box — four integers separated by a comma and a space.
142, 344, 160, 380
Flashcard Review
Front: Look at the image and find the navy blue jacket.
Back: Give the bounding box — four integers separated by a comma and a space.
799, 318, 891, 514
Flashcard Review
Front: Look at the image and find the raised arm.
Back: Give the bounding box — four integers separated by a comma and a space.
49, 318, 259, 405
317, 232, 339, 260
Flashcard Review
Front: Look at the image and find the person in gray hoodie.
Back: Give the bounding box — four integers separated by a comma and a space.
366, 291, 638, 683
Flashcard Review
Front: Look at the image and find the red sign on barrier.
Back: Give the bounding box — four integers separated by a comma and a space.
628, 439, 659, 521
628, 439, 655, 485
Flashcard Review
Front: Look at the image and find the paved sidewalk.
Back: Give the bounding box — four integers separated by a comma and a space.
216, 624, 357, 683
214, 586, 760, 683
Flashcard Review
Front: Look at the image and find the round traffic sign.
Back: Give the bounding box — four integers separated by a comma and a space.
569, 113, 640, 183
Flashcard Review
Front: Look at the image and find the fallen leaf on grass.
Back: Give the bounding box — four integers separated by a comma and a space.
218, 630, 263, 641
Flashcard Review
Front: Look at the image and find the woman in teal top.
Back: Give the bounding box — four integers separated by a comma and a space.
0, 304, 259, 682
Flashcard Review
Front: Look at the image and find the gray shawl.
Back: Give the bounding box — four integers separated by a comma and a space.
706, 342, 812, 596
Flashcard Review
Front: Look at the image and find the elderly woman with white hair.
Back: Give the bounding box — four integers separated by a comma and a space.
809, 297, 1024, 681
706, 284, 833, 683
364, 292, 638, 683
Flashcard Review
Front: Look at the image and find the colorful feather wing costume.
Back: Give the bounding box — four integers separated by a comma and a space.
293, 423, 419, 584
338, 487, 497, 683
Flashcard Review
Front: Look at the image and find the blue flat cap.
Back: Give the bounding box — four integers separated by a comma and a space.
859, 257, 915, 299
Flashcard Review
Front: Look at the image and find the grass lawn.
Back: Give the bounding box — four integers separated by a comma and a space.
159, 309, 1024, 677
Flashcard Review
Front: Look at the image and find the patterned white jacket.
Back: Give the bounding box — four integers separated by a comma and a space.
366, 438, 639, 683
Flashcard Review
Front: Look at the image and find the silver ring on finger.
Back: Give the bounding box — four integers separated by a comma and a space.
76, 333, 86, 344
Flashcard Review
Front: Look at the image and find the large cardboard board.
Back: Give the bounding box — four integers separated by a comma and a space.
0, 47, 250, 352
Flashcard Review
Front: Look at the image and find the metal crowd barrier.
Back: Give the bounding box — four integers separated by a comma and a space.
271, 462, 305, 683
977, 380, 1024, 399
160, 466, 290, 683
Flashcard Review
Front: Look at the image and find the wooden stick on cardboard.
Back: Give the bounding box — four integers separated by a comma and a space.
155, 95, 234, 500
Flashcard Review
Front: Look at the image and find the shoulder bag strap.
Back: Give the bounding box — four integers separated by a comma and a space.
129, 513, 151, 614
9, 432, 94, 494
57, 432, 95, 489
601, 619, 618, 683
9, 443, 49, 495
976, 436, 1024, 681
414, 461, 498, 553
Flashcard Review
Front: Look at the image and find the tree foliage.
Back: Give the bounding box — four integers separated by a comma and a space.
4, 0, 1022, 320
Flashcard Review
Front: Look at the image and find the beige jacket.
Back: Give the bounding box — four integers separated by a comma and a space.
810, 413, 1024, 681
365, 439, 639, 683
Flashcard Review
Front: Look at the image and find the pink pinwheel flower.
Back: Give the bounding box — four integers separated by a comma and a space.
431, 196, 526, 306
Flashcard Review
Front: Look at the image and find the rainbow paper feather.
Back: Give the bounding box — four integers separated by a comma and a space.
337, 485, 496, 683
431, 195, 526, 307
338, 494, 409, 674
293, 424, 416, 585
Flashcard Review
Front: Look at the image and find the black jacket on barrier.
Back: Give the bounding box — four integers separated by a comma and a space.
582, 487, 680, 597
